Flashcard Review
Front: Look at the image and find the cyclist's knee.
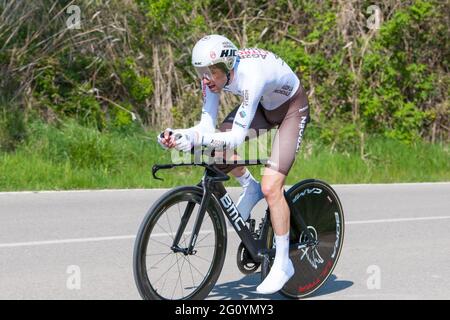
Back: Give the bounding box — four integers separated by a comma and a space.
261, 179, 284, 203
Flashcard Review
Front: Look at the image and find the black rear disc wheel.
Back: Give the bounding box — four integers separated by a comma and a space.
266, 179, 345, 299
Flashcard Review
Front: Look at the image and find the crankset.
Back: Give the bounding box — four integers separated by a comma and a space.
236, 219, 261, 275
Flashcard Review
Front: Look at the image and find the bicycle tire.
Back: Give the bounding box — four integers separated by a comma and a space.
133, 185, 227, 300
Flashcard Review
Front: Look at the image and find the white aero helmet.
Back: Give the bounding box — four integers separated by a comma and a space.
191, 34, 238, 79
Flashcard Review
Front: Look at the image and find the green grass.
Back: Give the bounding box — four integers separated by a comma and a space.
0, 121, 448, 191
285, 138, 450, 185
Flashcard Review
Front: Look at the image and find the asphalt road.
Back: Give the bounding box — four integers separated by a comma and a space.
0, 182, 449, 300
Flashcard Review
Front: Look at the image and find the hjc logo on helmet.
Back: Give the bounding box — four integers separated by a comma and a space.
220, 49, 237, 57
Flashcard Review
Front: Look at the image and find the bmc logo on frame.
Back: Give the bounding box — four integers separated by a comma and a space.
220, 194, 246, 231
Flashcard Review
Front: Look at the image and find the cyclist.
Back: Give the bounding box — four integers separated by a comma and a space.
158, 34, 310, 295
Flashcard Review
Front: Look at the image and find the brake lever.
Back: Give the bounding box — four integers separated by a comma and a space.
152, 165, 163, 181
152, 164, 175, 181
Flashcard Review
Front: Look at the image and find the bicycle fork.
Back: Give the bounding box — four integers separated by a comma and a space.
170, 190, 210, 256
170, 170, 220, 256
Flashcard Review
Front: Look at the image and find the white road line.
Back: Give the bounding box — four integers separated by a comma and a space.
346, 216, 450, 225
0, 216, 449, 249
0, 229, 221, 249
0, 235, 136, 248
0, 182, 449, 195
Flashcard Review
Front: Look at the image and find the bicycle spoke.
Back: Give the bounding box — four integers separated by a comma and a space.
171, 254, 181, 299
152, 252, 207, 298
190, 253, 213, 264
155, 221, 175, 241
192, 245, 215, 249
172, 253, 186, 299
151, 226, 211, 290
147, 252, 173, 257
181, 255, 206, 280
165, 209, 174, 240
157, 254, 175, 296
153, 254, 181, 288
185, 254, 197, 289
147, 251, 173, 270
149, 236, 172, 248
194, 230, 213, 246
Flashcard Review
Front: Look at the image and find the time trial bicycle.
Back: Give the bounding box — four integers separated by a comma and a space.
133, 148, 344, 300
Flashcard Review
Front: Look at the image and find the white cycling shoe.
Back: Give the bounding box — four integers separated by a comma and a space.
256, 259, 295, 294
256, 232, 294, 294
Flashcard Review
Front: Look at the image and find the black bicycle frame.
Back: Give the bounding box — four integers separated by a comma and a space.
152, 160, 317, 263
208, 176, 270, 262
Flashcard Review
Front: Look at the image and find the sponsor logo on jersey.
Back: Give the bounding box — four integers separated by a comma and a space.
234, 121, 246, 129
238, 48, 269, 60
243, 90, 249, 107
295, 115, 308, 153
274, 90, 290, 96
210, 139, 226, 148
299, 105, 309, 113
239, 110, 246, 118
274, 84, 294, 96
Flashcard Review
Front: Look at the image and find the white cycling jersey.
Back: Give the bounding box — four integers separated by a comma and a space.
187, 48, 300, 149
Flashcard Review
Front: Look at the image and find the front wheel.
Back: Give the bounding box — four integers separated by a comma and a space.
265, 179, 345, 299
133, 186, 227, 300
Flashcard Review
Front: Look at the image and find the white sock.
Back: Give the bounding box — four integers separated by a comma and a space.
236, 169, 263, 221
256, 232, 294, 295
236, 168, 253, 187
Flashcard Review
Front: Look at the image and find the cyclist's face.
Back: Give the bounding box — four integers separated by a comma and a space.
201, 66, 227, 93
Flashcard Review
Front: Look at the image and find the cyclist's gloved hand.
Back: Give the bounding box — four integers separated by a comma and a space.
157, 128, 174, 150
173, 130, 196, 152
